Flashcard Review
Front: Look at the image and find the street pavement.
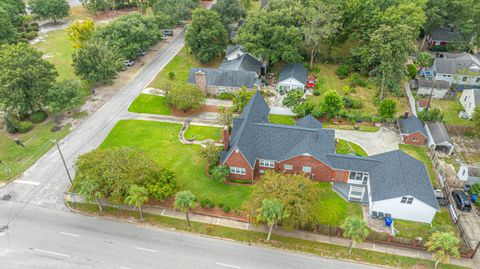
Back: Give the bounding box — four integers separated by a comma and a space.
0, 202, 381, 269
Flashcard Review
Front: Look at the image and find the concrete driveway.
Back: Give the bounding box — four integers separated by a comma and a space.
334, 127, 401, 156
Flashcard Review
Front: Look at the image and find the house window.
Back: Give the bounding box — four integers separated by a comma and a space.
400, 196, 414, 204
283, 164, 293, 170
464, 96, 469, 102
218, 87, 226, 93
413, 137, 418, 142
230, 167, 246, 175
348, 171, 369, 184
259, 159, 275, 168
302, 166, 312, 173
462, 169, 466, 176
462, 76, 468, 82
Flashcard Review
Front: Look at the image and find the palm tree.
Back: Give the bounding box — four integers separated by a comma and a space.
426, 232, 460, 269
257, 199, 288, 241
76, 177, 104, 212
340, 216, 369, 254
174, 191, 196, 227
125, 185, 149, 220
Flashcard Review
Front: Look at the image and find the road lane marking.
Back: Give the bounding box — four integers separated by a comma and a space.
14, 180, 40, 186
216, 263, 241, 268
60, 232, 80, 238
134, 246, 157, 253
119, 267, 132, 269
33, 248, 71, 258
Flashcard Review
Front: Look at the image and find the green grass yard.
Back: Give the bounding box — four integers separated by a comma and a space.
0, 122, 70, 181
431, 96, 474, 126
336, 139, 368, 157
99, 120, 252, 209
399, 144, 438, 188
184, 125, 221, 141
314, 182, 363, 226
395, 209, 456, 240
128, 94, 172, 115
268, 114, 296, 125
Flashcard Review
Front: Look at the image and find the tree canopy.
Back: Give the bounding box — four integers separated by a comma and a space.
341, 216, 369, 254
185, 9, 228, 64
152, 0, 198, 25
66, 18, 95, 49
321, 90, 343, 119
212, 0, 244, 25
29, 0, 70, 22
426, 231, 460, 269
0, 8, 17, 45
165, 84, 205, 112
0, 43, 57, 116
46, 80, 82, 123
257, 199, 287, 240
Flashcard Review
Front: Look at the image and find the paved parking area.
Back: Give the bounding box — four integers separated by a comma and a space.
334, 127, 401, 156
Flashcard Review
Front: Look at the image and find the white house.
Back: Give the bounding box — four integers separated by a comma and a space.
458, 165, 480, 185
411, 78, 451, 99
430, 53, 480, 88
277, 64, 307, 92
459, 88, 480, 119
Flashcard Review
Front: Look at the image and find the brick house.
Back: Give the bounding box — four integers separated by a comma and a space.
397, 115, 428, 145
219, 92, 440, 223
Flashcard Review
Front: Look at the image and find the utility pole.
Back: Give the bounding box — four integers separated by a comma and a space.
426, 78, 437, 113
52, 139, 75, 192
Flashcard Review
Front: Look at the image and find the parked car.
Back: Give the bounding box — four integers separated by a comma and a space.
452, 190, 472, 212
163, 29, 173, 36
138, 50, 146, 56
124, 60, 135, 67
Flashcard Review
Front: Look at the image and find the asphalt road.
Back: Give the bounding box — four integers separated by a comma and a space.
0, 202, 381, 269
0, 27, 381, 269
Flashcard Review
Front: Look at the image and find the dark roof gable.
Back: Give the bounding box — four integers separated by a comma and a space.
398, 116, 427, 137
279, 64, 307, 84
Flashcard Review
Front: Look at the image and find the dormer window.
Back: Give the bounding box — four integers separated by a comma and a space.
348, 171, 369, 185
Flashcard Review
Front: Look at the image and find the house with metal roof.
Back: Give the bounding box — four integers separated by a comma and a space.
430, 53, 480, 88
425, 121, 454, 155
459, 88, 480, 119
277, 64, 308, 92
427, 27, 461, 47
397, 115, 428, 145
219, 92, 440, 223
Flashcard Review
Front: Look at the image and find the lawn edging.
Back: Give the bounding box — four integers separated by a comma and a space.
67, 202, 468, 269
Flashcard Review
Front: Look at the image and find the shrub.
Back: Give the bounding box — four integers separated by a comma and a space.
168, 72, 175, 79
336, 64, 350, 79
30, 110, 48, 123
313, 89, 321, 96
217, 92, 235, 100
223, 205, 231, 213
342, 96, 361, 109
430, 45, 448, 52
200, 199, 212, 208
18, 38, 29, 43
17, 121, 33, 133
468, 184, 480, 196
312, 67, 320, 72
211, 165, 230, 183
378, 99, 397, 119
25, 31, 38, 40
406, 64, 417, 79
342, 85, 351, 95
349, 73, 367, 87
218, 203, 224, 208
418, 108, 444, 122
229, 179, 251, 184
4, 114, 20, 133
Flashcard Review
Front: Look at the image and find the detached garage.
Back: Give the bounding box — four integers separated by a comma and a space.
425, 121, 454, 155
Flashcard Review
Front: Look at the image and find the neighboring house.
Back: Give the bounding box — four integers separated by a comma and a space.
427, 27, 461, 47
188, 46, 263, 95
277, 64, 308, 92
425, 121, 454, 155
219, 91, 439, 223
459, 88, 480, 119
397, 115, 428, 145
429, 52, 480, 88
458, 165, 480, 185
417, 99, 429, 112
410, 78, 451, 99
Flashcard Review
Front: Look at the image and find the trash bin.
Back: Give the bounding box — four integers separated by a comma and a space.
472, 194, 477, 203
385, 217, 393, 227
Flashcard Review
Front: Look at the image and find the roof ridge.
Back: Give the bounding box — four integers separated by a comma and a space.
397, 151, 411, 195
252, 122, 320, 132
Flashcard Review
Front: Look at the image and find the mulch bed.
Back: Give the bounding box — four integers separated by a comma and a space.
171, 105, 219, 117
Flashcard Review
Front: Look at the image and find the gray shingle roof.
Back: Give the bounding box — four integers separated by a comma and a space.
226, 45, 242, 56
188, 68, 258, 88
434, 53, 480, 74
278, 64, 307, 84
369, 151, 439, 210
416, 79, 450, 89
398, 116, 427, 137
426, 121, 452, 145
430, 27, 461, 42
296, 115, 323, 129
219, 54, 262, 74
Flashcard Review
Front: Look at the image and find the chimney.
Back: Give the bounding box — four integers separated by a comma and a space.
195, 70, 207, 94
223, 126, 230, 150
404, 111, 409, 118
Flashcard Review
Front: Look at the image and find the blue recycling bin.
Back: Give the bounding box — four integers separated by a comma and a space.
385, 217, 393, 227
472, 194, 477, 203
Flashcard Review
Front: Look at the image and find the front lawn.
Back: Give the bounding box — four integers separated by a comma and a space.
399, 144, 438, 188
314, 182, 363, 226
128, 94, 172, 115
431, 96, 473, 126
0, 122, 70, 181
99, 120, 252, 209
148, 48, 223, 90
336, 139, 368, 157
268, 114, 296, 125
323, 123, 380, 132
184, 125, 221, 141
395, 209, 456, 240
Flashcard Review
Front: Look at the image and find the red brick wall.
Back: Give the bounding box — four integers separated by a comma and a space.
333, 170, 349, 183
277, 155, 334, 182
253, 159, 276, 179
403, 131, 427, 145
224, 149, 253, 180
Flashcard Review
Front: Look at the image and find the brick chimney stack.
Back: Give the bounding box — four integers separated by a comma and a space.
194, 70, 207, 94
223, 126, 230, 150
404, 111, 409, 118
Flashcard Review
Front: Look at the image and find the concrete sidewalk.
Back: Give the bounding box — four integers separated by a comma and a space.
132, 203, 474, 268
123, 111, 222, 127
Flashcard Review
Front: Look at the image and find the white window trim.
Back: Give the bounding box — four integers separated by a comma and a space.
259, 159, 275, 168
230, 167, 246, 175
412, 137, 418, 142
302, 166, 312, 173
400, 196, 414, 204
348, 171, 369, 185
283, 164, 293, 170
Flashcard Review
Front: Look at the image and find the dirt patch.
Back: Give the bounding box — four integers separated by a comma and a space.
200, 0, 215, 8
172, 105, 219, 117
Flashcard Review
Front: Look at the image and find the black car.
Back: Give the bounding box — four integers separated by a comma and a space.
452, 190, 472, 212
163, 29, 174, 36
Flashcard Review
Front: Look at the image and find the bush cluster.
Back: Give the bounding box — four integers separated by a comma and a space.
336, 64, 350, 79
200, 199, 215, 209
30, 110, 48, 123
342, 96, 362, 109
